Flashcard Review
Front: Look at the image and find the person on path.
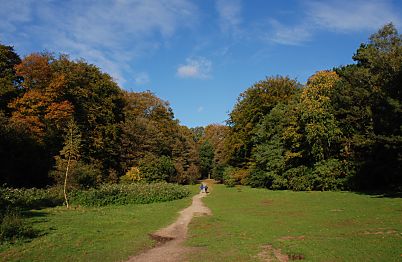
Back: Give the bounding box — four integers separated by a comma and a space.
199, 183, 204, 193
204, 184, 208, 193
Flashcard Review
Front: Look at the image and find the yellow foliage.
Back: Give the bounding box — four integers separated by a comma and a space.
284, 151, 302, 162
302, 70, 340, 104
120, 167, 141, 183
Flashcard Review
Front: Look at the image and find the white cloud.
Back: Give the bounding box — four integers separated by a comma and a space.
197, 106, 204, 113
134, 72, 150, 85
268, 20, 312, 45
0, 0, 197, 87
264, 0, 401, 46
177, 57, 212, 79
215, 0, 242, 36
306, 0, 401, 32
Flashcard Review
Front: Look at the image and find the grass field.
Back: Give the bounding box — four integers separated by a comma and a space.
1, 184, 401, 261
0, 185, 198, 262
186, 184, 402, 262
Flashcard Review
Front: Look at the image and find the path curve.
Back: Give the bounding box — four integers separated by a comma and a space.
126, 192, 212, 262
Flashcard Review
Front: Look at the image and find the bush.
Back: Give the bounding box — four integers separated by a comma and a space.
311, 159, 351, 190
282, 166, 313, 191
70, 182, 190, 207
0, 187, 64, 210
120, 167, 142, 183
223, 167, 250, 187
247, 170, 274, 188
139, 155, 177, 183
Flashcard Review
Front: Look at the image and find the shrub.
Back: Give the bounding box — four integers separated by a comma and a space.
120, 167, 142, 183
0, 187, 64, 210
311, 159, 350, 190
139, 155, 177, 183
223, 167, 250, 187
282, 166, 313, 191
247, 170, 275, 188
70, 182, 190, 207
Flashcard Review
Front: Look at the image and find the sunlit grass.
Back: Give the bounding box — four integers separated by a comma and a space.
0, 185, 198, 262
186, 185, 402, 261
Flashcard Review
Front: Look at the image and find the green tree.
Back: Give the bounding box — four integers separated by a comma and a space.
201, 124, 230, 180
299, 71, 343, 162
226, 76, 299, 166
334, 23, 402, 189
199, 141, 214, 179
0, 43, 22, 114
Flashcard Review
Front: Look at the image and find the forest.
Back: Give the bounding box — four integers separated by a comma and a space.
0, 23, 401, 192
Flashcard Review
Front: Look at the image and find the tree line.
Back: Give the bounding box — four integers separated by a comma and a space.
212, 24, 401, 191
1, 24, 401, 191
0, 49, 202, 188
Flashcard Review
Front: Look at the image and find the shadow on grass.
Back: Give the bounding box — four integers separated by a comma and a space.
21, 210, 49, 218
353, 190, 402, 198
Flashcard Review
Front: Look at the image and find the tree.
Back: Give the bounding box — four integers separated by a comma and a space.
199, 141, 214, 179
0, 43, 22, 114
200, 124, 230, 180
120, 91, 178, 170
249, 71, 348, 190
0, 111, 50, 187
334, 23, 402, 189
190, 126, 205, 142
226, 76, 299, 166
58, 119, 81, 208
299, 71, 343, 162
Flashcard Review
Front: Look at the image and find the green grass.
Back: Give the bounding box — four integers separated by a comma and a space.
0, 185, 199, 262
186, 185, 402, 262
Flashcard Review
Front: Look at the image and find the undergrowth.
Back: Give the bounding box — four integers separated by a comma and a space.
70, 182, 190, 206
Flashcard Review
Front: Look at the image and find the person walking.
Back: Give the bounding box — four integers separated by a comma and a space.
199, 183, 204, 193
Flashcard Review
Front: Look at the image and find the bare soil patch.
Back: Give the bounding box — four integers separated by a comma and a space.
257, 244, 305, 262
257, 244, 289, 262
278, 235, 305, 241
260, 199, 274, 206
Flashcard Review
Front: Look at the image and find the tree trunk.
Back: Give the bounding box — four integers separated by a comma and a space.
64, 155, 71, 208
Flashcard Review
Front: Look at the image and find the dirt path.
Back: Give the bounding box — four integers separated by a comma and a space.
126, 191, 212, 262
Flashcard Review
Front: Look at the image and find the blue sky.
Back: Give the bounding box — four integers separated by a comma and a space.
1, 0, 401, 127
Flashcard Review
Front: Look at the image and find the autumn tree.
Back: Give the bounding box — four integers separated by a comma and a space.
173, 125, 200, 184
120, 91, 200, 184
50, 56, 124, 178
9, 53, 74, 142
3, 52, 124, 186
120, 91, 177, 170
